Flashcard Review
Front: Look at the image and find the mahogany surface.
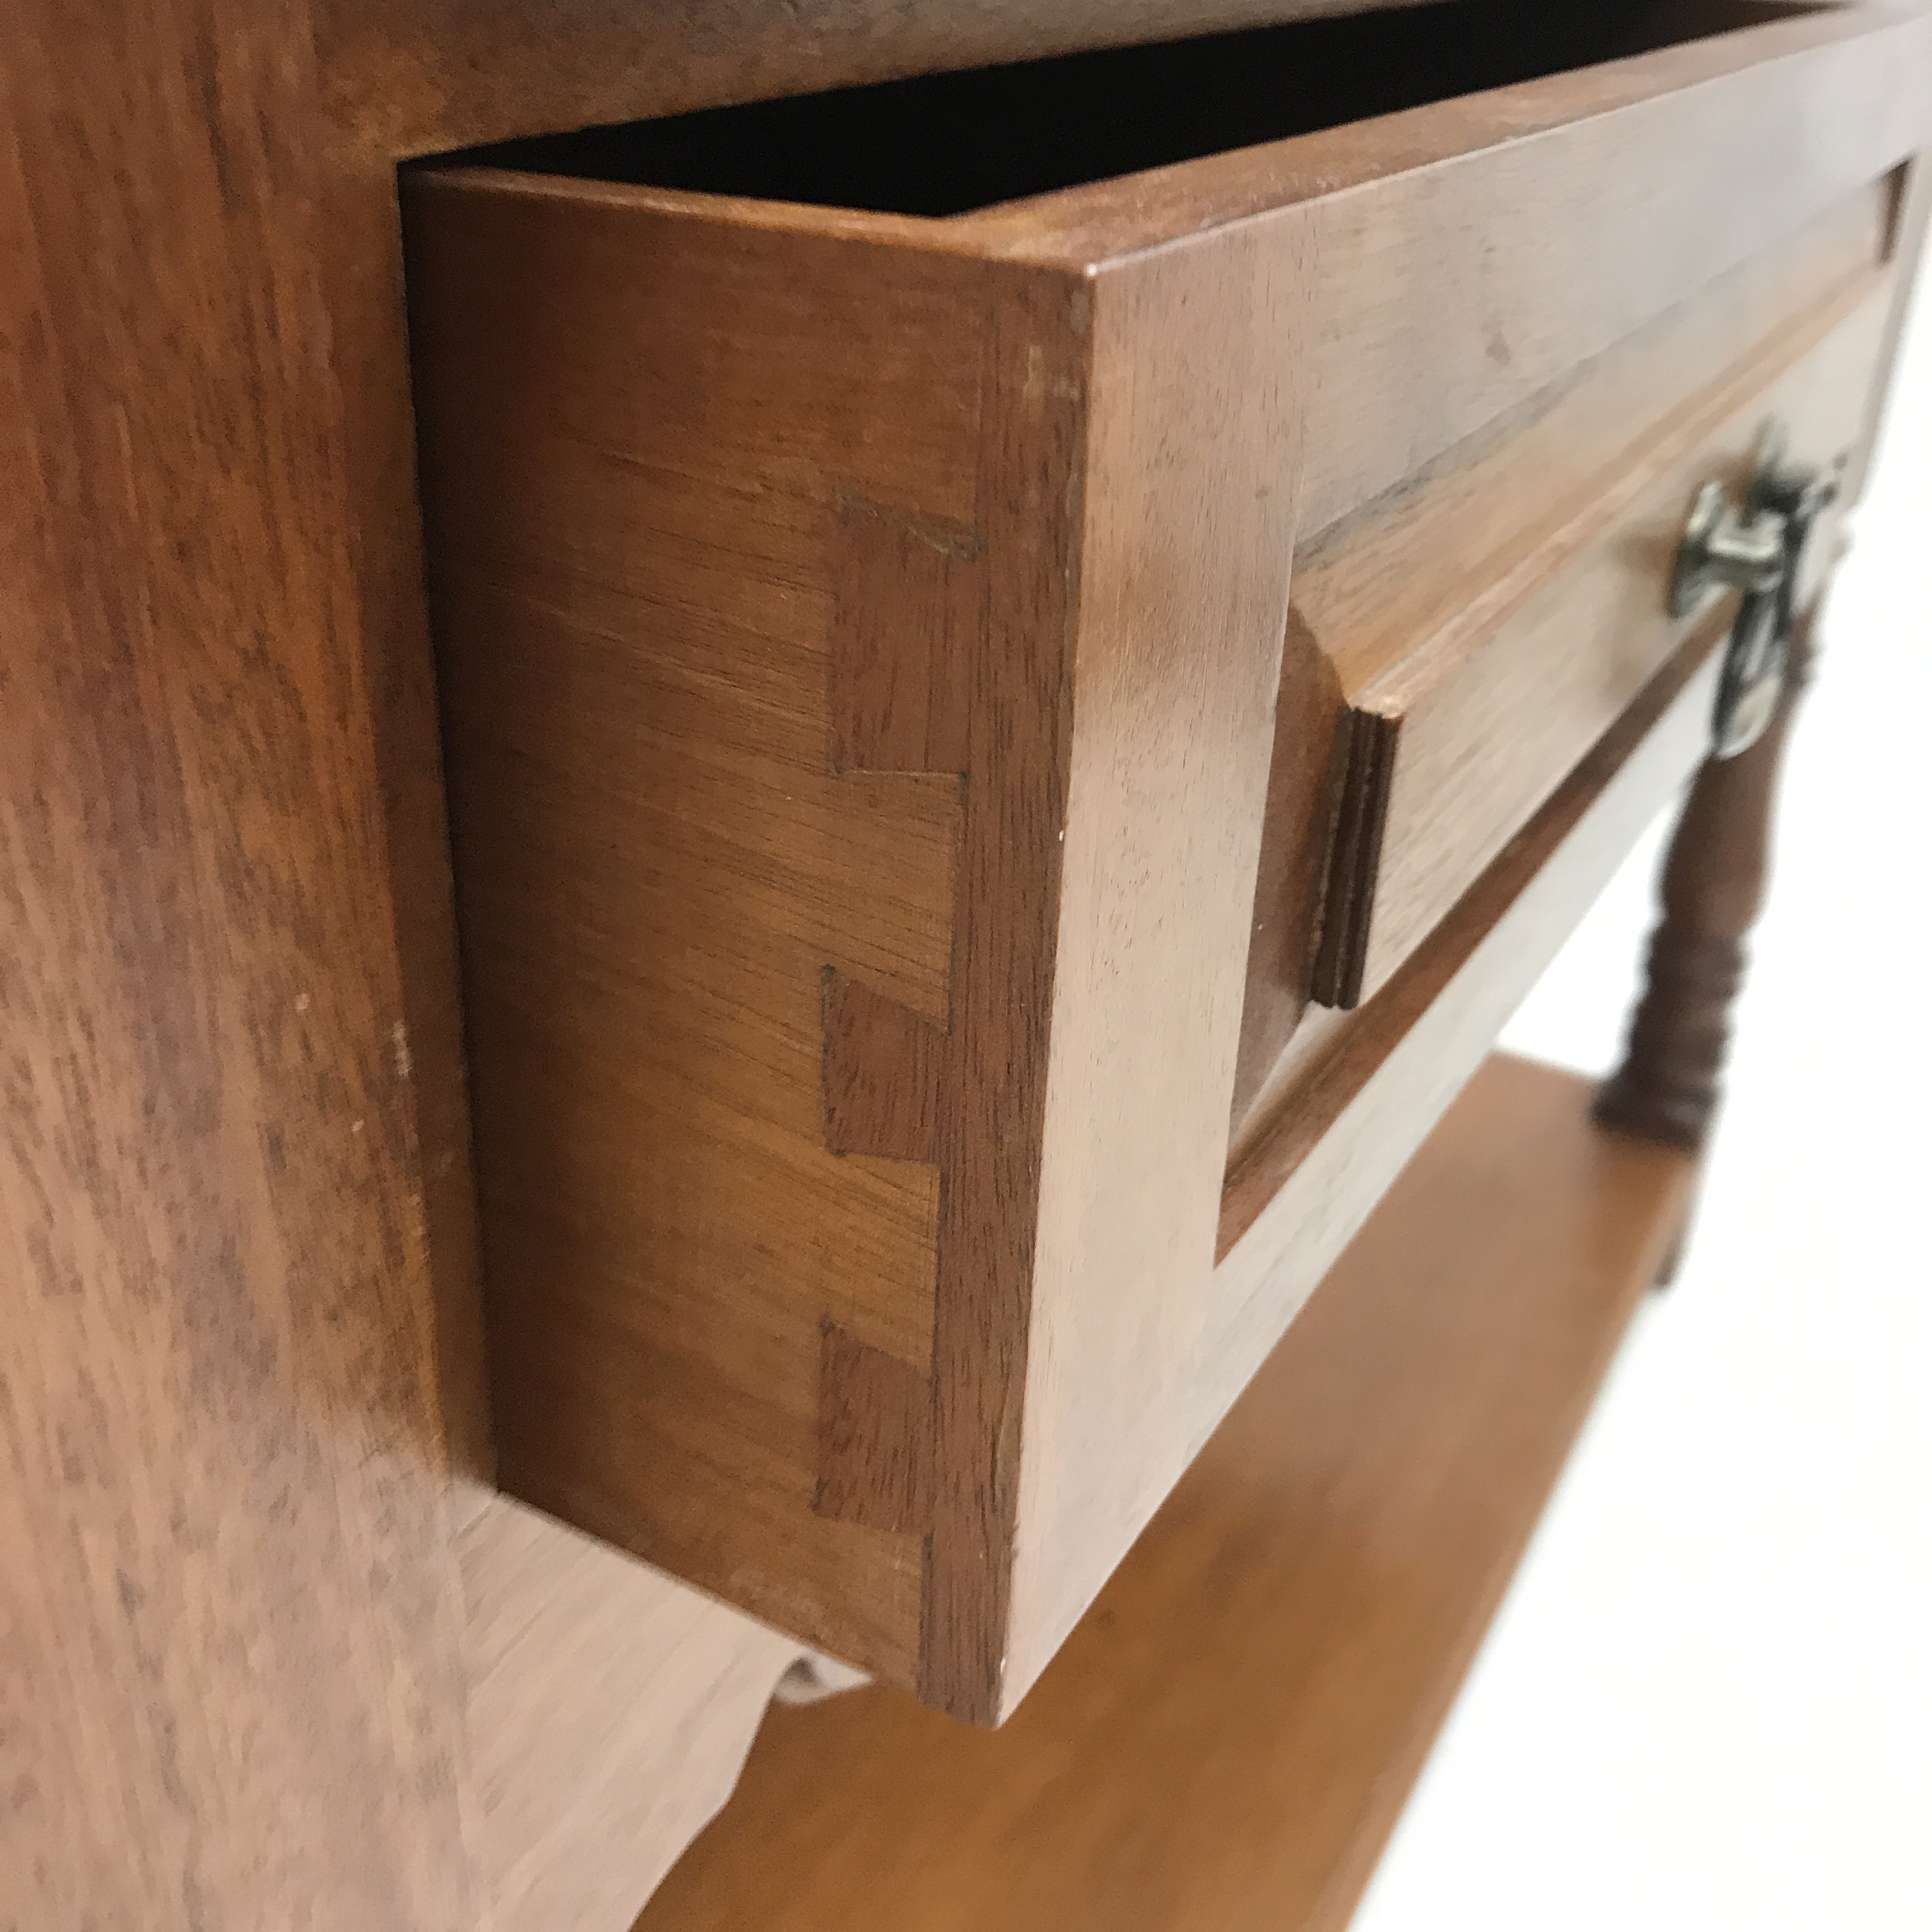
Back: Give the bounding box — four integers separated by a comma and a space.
1294, 236, 1886, 1018
403, 0, 1930, 1722
1, 8, 478, 1925
632, 1055, 1694, 1932
6, 0, 1926, 1921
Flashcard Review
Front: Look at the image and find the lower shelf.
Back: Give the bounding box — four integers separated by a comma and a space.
634, 1053, 1692, 1932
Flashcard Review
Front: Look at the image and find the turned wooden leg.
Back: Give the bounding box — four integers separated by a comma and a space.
1595, 606, 1820, 1153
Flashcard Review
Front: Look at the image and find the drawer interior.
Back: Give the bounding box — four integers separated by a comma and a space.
447, 0, 1814, 215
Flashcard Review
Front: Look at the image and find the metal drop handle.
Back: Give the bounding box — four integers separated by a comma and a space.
1669, 481, 1786, 617
1671, 423, 1839, 759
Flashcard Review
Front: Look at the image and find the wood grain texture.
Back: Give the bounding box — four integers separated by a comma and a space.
1231, 165, 1905, 1147
822, 972, 946, 1163
0, 6, 480, 1926
323, 160, 498, 1506
26, 0, 1928, 1919
976, 8, 1931, 374
632, 1054, 1694, 1932
1004, 217, 1311, 1704
1305, 231, 1891, 1011
404, 147, 1316, 1719
815, 1322, 933, 1531
1278, 6, 1929, 538
1229, 613, 1347, 1131
1208, 607, 1729, 1446
829, 270, 1086, 1718
462, 1498, 804, 1932
316, 0, 1434, 157
406, 177, 1031, 1709
409, 0, 1929, 1723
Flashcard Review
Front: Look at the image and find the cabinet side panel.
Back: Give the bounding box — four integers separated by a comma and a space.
0, 10, 477, 1925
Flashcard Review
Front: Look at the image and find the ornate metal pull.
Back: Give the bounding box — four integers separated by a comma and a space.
1670, 484, 1785, 613
1671, 423, 1839, 759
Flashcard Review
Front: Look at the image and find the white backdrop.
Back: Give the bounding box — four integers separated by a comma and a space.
1353, 266, 1932, 1931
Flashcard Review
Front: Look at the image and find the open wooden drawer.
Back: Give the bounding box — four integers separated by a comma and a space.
402, 0, 1930, 1721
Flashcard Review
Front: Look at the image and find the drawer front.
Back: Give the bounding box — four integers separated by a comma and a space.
1230, 158, 1903, 1147
1303, 213, 1894, 1015
405, 1, 1931, 1721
